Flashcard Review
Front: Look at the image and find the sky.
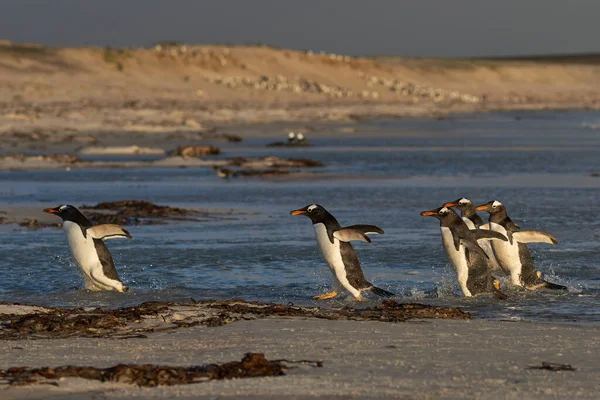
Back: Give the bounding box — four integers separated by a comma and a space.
0, 0, 599, 58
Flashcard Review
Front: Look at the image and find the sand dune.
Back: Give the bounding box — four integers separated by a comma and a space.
0, 41, 599, 136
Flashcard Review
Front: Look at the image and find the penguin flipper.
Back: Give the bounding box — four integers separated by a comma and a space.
512, 231, 558, 245
471, 229, 508, 243
88, 224, 132, 240
344, 224, 385, 235
461, 239, 489, 259
334, 225, 384, 243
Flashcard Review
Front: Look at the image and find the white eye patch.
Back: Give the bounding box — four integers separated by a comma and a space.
439, 207, 449, 214
59, 205, 67, 211
307, 204, 318, 212
459, 198, 470, 204
492, 200, 502, 207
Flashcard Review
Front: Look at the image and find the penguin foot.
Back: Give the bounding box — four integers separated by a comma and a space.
493, 279, 501, 291
312, 291, 338, 300
119, 285, 129, 293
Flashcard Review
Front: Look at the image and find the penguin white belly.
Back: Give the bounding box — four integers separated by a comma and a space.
440, 227, 471, 297
489, 222, 522, 285
63, 221, 120, 291
313, 223, 360, 298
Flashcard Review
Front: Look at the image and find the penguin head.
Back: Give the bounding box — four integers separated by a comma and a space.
43, 204, 86, 223
443, 197, 472, 210
420, 206, 461, 225
475, 200, 504, 214
296, 133, 305, 141
290, 204, 328, 223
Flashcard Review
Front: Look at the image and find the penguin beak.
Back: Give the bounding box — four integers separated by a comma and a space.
290, 209, 307, 216
475, 204, 488, 211
43, 207, 59, 214
420, 210, 437, 217
442, 202, 458, 208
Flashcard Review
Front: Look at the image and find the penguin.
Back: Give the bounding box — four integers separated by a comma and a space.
475, 200, 566, 290
44, 205, 132, 292
290, 204, 394, 300
421, 206, 508, 298
443, 198, 502, 272
287, 132, 297, 144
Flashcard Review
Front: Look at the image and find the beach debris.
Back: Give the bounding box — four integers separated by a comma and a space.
81, 200, 201, 225
0, 153, 80, 164
213, 166, 238, 179
0, 353, 321, 387
227, 156, 323, 168
0, 300, 470, 340
528, 362, 576, 372
78, 146, 166, 156
172, 145, 220, 158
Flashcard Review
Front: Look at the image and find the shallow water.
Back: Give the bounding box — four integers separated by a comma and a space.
1, 111, 599, 325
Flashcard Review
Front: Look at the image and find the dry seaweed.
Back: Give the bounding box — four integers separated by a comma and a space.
0, 300, 469, 340
0, 353, 319, 387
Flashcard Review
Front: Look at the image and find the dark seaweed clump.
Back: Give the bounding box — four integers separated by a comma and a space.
0, 300, 470, 340
0, 353, 319, 387
82, 200, 200, 225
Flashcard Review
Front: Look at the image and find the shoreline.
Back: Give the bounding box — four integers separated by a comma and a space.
1, 301, 598, 399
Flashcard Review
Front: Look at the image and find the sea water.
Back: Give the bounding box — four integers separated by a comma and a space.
0, 111, 598, 325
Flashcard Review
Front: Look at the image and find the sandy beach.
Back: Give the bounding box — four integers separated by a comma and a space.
1, 41, 600, 140
1, 302, 598, 399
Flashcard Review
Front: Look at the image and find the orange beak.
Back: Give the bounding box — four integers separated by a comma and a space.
443, 202, 458, 208
475, 205, 488, 211
420, 211, 437, 217
43, 208, 59, 214
290, 209, 307, 216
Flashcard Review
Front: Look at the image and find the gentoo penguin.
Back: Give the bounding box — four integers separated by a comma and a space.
44, 205, 132, 292
287, 132, 296, 144
421, 206, 508, 298
443, 198, 502, 272
290, 204, 394, 300
475, 200, 566, 290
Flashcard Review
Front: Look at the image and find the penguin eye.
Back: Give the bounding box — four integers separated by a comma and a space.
59, 205, 67, 211
307, 205, 317, 213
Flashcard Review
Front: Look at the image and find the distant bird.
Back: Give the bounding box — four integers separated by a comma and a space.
421, 206, 508, 298
475, 200, 566, 290
290, 204, 394, 300
443, 197, 502, 272
287, 132, 297, 144
296, 132, 305, 142
44, 205, 131, 292
213, 166, 237, 179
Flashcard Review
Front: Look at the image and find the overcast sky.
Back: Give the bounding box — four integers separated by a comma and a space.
1, 0, 598, 57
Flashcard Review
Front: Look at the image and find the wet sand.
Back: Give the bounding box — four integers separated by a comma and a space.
1, 315, 598, 399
